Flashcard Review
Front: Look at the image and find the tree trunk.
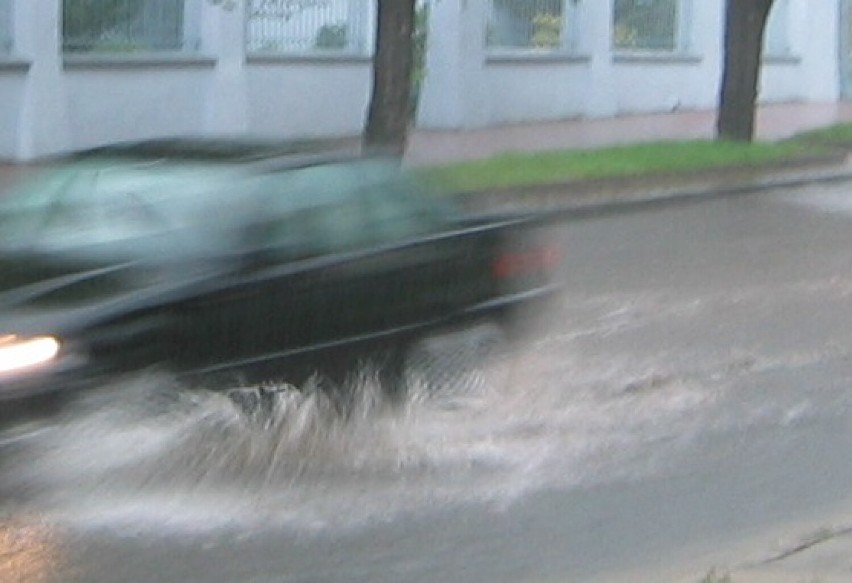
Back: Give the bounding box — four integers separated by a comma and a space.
716, 0, 775, 141
364, 0, 417, 156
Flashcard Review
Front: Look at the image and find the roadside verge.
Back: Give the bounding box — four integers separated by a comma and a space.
454, 150, 852, 217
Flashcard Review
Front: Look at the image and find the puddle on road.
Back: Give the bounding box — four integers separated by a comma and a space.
0, 519, 66, 583
2, 286, 846, 536
0, 329, 715, 537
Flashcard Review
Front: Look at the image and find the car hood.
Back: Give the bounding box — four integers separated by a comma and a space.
0, 254, 139, 306
0, 253, 226, 336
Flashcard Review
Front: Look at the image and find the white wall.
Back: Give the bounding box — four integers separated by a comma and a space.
0, 67, 26, 159
0, 0, 845, 160
609, 0, 724, 114
417, 0, 842, 130
482, 59, 589, 123
0, 0, 373, 161
62, 62, 214, 150
245, 58, 372, 138
760, 0, 840, 103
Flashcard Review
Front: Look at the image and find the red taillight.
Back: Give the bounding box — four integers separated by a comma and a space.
491, 245, 559, 279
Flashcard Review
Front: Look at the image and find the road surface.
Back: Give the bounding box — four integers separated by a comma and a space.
4, 180, 852, 582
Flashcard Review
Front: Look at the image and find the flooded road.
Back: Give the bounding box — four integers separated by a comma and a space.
5, 181, 852, 581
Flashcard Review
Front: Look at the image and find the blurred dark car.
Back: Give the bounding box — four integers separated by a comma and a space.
0, 140, 557, 428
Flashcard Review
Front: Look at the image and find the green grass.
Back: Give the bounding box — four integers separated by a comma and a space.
419, 139, 808, 193
790, 122, 852, 147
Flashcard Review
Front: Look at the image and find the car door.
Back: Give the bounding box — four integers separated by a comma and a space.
170, 161, 476, 385
346, 166, 472, 331
166, 166, 363, 383
247, 162, 462, 359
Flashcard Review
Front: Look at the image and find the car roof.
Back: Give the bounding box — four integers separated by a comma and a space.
68, 137, 368, 169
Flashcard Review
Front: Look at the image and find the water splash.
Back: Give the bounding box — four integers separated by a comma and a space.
3, 287, 836, 535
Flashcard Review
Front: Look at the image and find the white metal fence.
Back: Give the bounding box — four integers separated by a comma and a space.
246, 0, 373, 54
0, 0, 12, 52
487, 0, 568, 50
62, 0, 195, 52
613, 0, 679, 51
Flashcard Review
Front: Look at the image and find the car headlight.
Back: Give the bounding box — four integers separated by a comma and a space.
0, 335, 61, 376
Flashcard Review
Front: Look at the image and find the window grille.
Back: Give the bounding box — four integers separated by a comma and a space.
0, 0, 12, 53
613, 0, 680, 52
63, 0, 196, 53
246, 0, 372, 55
487, 0, 570, 51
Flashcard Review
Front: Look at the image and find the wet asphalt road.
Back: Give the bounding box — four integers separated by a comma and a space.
5, 180, 852, 582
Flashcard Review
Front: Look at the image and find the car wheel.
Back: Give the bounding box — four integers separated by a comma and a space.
398, 320, 510, 404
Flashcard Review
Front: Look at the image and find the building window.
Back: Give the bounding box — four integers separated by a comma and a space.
62, 0, 200, 53
487, 0, 576, 52
246, 0, 374, 55
764, 0, 791, 57
613, 0, 688, 52
0, 0, 12, 53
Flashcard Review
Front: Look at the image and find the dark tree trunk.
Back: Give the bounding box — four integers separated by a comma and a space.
364, 0, 417, 156
716, 0, 775, 141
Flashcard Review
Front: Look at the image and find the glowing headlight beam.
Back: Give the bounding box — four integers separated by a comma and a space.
0, 336, 61, 375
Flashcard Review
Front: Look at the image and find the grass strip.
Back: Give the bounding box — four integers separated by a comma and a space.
790, 122, 852, 147
420, 139, 809, 193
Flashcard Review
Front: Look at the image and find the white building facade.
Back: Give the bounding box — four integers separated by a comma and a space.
418, 0, 844, 128
0, 0, 847, 161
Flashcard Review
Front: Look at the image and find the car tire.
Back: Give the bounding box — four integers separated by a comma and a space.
397, 319, 510, 403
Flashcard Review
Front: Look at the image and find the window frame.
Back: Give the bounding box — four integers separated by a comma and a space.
611, 0, 692, 55
244, 0, 375, 58
0, 0, 13, 53
61, 0, 202, 55
485, 0, 579, 55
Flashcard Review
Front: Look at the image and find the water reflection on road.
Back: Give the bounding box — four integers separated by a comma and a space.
0, 520, 65, 583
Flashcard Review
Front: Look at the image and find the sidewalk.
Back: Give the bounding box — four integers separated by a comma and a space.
406, 101, 852, 167
3, 102, 852, 195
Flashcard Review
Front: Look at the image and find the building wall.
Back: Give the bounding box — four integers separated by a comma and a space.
482, 59, 589, 124
609, 0, 724, 115
417, 0, 842, 129
244, 57, 372, 138
0, 66, 26, 159
0, 0, 373, 161
62, 61, 214, 151
0, 0, 845, 160
759, 0, 841, 103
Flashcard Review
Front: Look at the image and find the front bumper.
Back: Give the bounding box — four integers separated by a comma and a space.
0, 355, 94, 432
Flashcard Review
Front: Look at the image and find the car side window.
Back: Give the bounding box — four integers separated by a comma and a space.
249, 161, 457, 259
253, 165, 372, 258
360, 180, 444, 241
354, 163, 453, 242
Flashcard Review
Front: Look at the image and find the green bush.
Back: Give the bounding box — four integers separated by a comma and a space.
315, 24, 348, 50
531, 14, 562, 48
613, 23, 638, 48
63, 0, 141, 52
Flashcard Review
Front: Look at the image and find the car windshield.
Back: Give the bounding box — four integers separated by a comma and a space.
0, 159, 242, 259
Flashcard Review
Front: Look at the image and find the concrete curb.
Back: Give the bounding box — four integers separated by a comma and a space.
456, 152, 852, 220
